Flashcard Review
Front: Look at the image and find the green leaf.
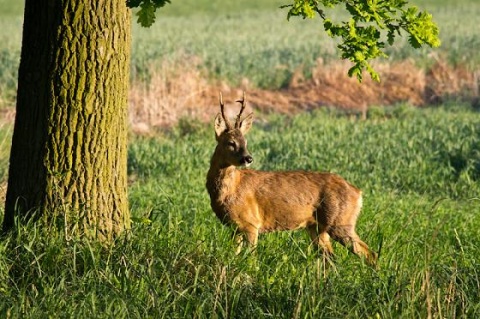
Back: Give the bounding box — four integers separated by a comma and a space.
407, 34, 421, 49
366, 62, 380, 82
126, 0, 142, 8
387, 26, 397, 45
152, 0, 171, 9
127, 0, 171, 27
285, 0, 319, 20
136, 1, 156, 28
324, 19, 333, 31
354, 51, 365, 62
348, 64, 363, 82
127, 0, 171, 9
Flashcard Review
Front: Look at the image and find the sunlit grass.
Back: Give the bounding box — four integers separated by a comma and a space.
114, 105, 480, 318
0, 122, 12, 183
3, 105, 479, 318
0, 1, 480, 317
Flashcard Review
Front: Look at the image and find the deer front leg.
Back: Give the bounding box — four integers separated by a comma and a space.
307, 225, 334, 255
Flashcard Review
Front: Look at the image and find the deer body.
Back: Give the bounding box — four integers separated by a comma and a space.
206, 93, 376, 265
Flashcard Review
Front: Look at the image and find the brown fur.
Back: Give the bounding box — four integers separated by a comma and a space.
206, 93, 377, 265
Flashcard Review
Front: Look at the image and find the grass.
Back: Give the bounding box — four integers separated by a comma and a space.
0, 122, 11, 185
0, 1, 480, 317
1, 105, 480, 318
1, 1, 480, 108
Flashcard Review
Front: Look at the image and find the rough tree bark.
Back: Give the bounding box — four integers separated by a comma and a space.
3, 0, 131, 240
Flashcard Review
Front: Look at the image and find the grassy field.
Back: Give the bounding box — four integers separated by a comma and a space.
0, 0, 479, 107
1, 0, 480, 318
1, 105, 480, 318
130, 0, 480, 87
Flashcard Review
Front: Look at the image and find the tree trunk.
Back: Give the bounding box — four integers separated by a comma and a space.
3, 0, 131, 240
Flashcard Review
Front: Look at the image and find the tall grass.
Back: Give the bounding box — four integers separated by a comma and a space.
1, 105, 479, 318
0, 10, 21, 108
0, 1, 479, 316
0, 122, 10, 206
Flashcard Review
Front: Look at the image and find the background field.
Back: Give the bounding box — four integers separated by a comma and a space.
1, 0, 480, 129
1, 106, 480, 318
1, 0, 480, 318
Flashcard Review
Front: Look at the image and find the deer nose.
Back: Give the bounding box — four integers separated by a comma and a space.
243, 155, 253, 165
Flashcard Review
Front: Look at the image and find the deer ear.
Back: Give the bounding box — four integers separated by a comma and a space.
214, 113, 227, 138
239, 113, 253, 135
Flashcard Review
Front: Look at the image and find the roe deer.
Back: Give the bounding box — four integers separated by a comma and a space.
206, 92, 377, 265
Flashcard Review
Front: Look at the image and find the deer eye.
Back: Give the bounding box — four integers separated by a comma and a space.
227, 141, 236, 150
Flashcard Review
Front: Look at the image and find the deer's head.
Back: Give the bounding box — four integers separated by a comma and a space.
214, 92, 254, 167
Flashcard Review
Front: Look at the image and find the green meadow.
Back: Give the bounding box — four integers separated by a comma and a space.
1, 106, 480, 318
1, 0, 479, 103
1, 0, 480, 318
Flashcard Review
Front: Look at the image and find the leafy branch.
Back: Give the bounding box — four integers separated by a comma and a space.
281, 0, 440, 81
126, 0, 441, 81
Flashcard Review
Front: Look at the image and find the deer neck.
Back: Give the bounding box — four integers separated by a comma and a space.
206, 150, 241, 201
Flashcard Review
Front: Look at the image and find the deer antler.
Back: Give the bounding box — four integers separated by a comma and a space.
219, 92, 233, 130
235, 91, 247, 129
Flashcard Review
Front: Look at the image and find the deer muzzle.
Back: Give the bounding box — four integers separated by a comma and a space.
240, 154, 253, 167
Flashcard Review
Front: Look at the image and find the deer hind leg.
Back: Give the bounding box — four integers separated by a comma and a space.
235, 226, 259, 255
328, 225, 377, 266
